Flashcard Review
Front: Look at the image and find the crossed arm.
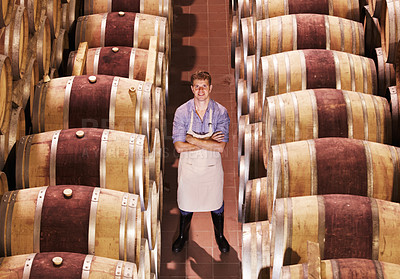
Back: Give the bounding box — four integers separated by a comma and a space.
174, 131, 227, 154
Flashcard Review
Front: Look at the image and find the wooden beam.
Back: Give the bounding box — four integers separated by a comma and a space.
72, 42, 88, 76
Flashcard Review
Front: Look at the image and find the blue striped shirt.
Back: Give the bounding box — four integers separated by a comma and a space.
172, 99, 230, 144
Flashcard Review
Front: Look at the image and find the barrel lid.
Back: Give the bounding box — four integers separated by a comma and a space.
52, 257, 63, 266
63, 189, 73, 198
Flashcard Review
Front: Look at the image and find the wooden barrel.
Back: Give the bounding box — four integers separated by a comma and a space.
61, 0, 78, 31
0, 0, 13, 28
138, 238, 150, 279
245, 55, 257, 99
0, 186, 142, 264
231, 15, 239, 68
0, 134, 8, 169
0, 252, 139, 278
244, 177, 268, 223
256, 14, 364, 63
242, 220, 270, 279
157, 171, 163, 223
270, 194, 400, 278
237, 79, 248, 122
150, 221, 160, 279
281, 258, 400, 279
31, 75, 155, 148
372, 47, 395, 96
258, 49, 377, 99
238, 114, 249, 174
50, 28, 68, 72
387, 86, 400, 146
364, 5, 382, 57
0, 55, 12, 135
83, 0, 170, 20
66, 46, 164, 87
244, 122, 266, 180
154, 87, 165, 171
46, 0, 61, 39
11, 128, 150, 211
238, 0, 253, 19
254, 0, 360, 21
240, 16, 255, 76
74, 13, 167, 54
263, 89, 392, 166
17, 57, 38, 110
149, 128, 161, 186
238, 155, 249, 222
0, 5, 28, 80
234, 46, 244, 90
0, 171, 8, 197
380, 0, 400, 63
143, 181, 158, 251
7, 106, 25, 154
249, 92, 262, 123
36, 16, 51, 77
15, 0, 42, 33
265, 138, 400, 220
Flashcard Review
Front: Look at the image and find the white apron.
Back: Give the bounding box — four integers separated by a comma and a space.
177, 109, 224, 212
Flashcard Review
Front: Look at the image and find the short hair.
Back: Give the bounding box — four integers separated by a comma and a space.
191, 71, 211, 85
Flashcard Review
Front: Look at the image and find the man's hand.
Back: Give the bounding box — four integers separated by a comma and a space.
211, 131, 225, 142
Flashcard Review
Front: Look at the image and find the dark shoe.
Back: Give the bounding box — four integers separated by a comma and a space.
172, 212, 193, 253
211, 211, 230, 253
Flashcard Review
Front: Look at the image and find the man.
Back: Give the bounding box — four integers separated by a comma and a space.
172, 71, 230, 253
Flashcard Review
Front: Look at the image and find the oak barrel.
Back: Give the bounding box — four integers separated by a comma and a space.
46, 0, 61, 39
36, 16, 51, 77
7, 106, 25, 154
237, 79, 248, 122
256, 14, 364, 63
0, 171, 7, 196
380, 0, 400, 62
15, 0, 41, 33
0, 0, 13, 28
254, 0, 360, 21
265, 138, 400, 220
373, 47, 395, 96
0, 5, 28, 80
83, 0, 170, 19
387, 86, 400, 146
0, 186, 142, 264
242, 220, 270, 279
143, 181, 159, 251
66, 46, 165, 87
263, 89, 392, 166
270, 195, 400, 277
31, 75, 156, 148
244, 122, 266, 180
50, 28, 68, 72
0, 55, 12, 135
258, 49, 377, 99
150, 221, 160, 278
14, 57, 38, 110
11, 128, 150, 210
249, 92, 262, 123
74, 13, 167, 54
243, 177, 268, 223
0, 252, 138, 278
281, 258, 400, 279
364, 5, 381, 57
138, 238, 150, 279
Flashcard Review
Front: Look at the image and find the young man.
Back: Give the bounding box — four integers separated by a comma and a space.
172, 71, 231, 253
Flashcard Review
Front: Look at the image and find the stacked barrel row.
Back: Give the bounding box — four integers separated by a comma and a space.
230, 0, 400, 278
0, 0, 171, 278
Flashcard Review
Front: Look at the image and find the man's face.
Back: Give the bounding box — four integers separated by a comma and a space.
191, 79, 212, 102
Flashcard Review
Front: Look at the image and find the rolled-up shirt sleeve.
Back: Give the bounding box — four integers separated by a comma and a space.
172, 106, 188, 144
215, 107, 230, 142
